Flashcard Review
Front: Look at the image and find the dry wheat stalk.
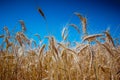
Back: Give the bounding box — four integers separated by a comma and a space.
3, 26, 10, 38
19, 20, 26, 32
63, 33, 68, 41
51, 37, 60, 60
69, 24, 80, 33
18, 46, 24, 56
61, 27, 66, 39
102, 44, 115, 57
77, 44, 89, 54
104, 31, 115, 47
39, 44, 46, 58
74, 12, 87, 35
61, 27, 68, 41
20, 32, 30, 45
83, 34, 103, 42
5, 37, 12, 50
96, 40, 114, 57
15, 32, 30, 46
16, 32, 23, 46
57, 43, 76, 54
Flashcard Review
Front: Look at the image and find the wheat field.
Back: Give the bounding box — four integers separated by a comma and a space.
0, 12, 120, 80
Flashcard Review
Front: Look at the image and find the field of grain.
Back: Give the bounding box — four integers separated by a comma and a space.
0, 12, 120, 80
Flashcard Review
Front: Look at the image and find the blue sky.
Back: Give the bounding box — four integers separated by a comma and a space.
0, 0, 120, 44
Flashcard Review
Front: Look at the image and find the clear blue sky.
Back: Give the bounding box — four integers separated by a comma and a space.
0, 0, 120, 43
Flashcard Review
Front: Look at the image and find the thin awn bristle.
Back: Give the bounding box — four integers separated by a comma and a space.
69, 24, 80, 33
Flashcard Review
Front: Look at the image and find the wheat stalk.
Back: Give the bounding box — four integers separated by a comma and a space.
57, 43, 76, 54
69, 24, 80, 33
19, 20, 26, 32
61, 27, 68, 41
104, 31, 115, 47
39, 44, 46, 57
83, 34, 103, 42
16, 32, 23, 46
3, 26, 10, 38
96, 40, 115, 57
61, 27, 66, 39
77, 44, 89, 54
4, 37, 12, 50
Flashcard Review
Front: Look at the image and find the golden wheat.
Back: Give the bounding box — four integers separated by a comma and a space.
0, 12, 120, 80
